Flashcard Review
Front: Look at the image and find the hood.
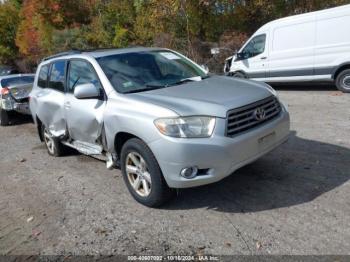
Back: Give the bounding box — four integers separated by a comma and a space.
129, 76, 274, 118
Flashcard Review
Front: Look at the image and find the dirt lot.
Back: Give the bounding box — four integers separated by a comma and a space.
0, 85, 349, 256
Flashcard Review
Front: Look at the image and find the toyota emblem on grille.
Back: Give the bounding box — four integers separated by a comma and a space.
253, 107, 266, 121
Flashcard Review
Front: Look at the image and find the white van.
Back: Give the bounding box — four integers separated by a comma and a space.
224, 4, 350, 93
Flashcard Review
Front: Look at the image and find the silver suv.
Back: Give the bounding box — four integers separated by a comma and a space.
30, 47, 290, 207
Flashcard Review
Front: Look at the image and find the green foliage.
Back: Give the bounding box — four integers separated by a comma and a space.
113, 25, 130, 48
0, 1, 20, 63
51, 27, 91, 52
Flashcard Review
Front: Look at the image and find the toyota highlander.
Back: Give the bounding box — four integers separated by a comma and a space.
29, 47, 290, 207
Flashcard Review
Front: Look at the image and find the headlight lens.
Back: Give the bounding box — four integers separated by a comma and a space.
154, 116, 216, 138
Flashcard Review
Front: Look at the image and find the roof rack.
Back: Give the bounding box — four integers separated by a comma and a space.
42, 50, 82, 61
42, 46, 147, 61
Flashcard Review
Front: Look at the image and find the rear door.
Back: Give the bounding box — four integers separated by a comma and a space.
233, 34, 268, 78
64, 59, 106, 145
35, 61, 67, 137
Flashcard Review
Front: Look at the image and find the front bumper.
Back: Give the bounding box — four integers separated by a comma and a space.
148, 107, 290, 188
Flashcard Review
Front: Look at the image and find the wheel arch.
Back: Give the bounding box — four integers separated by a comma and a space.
229, 70, 247, 77
332, 63, 350, 80
36, 116, 44, 142
114, 131, 141, 158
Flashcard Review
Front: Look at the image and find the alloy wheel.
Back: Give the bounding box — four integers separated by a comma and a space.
43, 128, 55, 154
125, 152, 152, 197
342, 75, 350, 90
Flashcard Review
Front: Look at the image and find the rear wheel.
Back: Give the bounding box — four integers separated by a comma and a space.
120, 138, 174, 207
41, 125, 65, 156
0, 109, 10, 126
335, 69, 350, 93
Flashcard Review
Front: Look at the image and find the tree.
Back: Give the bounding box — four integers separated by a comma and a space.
0, 1, 20, 63
82, 0, 136, 48
15, 0, 52, 61
0, 0, 348, 67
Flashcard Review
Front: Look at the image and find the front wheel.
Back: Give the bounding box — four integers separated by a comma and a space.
41, 125, 66, 157
335, 69, 350, 93
120, 138, 174, 207
0, 109, 10, 126
232, 72, 246, 79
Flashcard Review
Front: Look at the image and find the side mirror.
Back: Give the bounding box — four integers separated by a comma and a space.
74, 83, 100, 99
200, 64, 209, 74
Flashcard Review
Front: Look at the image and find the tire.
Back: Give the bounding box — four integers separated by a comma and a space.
41, 125, 66, 157
0, 109, 10, 126
335, 69, 350, 93
232, 72, 246, 79
120, 138, 174, 207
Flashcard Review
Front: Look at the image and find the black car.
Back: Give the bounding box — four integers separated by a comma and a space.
0, 66, 19, 76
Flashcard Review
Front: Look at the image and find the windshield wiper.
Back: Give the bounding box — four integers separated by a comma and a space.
169, 75, 207, 86
123, 85, 165, 94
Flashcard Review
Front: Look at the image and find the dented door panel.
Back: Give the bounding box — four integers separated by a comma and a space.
35, 89, 66, 137
64, 93, 106, 144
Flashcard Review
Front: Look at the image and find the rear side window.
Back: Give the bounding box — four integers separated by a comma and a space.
1, 76, 34, 87
68, 60, 101, 93
48, 61, 66, 92
38, 65, 49, 88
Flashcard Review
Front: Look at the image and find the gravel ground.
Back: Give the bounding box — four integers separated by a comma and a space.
0, 85, 349, 256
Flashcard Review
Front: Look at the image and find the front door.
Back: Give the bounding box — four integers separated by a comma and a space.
232, 33, 268, 79
64, 59, 106, 145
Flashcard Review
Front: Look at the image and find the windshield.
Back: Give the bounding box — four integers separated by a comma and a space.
97, 50, 207, 94
1, 76, 34, 87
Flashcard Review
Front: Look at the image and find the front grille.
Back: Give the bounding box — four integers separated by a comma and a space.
226, 96, 281, 137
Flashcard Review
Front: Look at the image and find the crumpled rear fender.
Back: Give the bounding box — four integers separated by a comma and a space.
30, 89, 66, 137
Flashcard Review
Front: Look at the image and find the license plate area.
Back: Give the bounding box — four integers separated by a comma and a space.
15, 103, 29, 112
258, 131, 276, 146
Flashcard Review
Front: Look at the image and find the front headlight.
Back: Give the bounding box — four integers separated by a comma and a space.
154, 116, 216, 138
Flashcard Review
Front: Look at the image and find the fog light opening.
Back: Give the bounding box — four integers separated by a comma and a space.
180, 166, 198, 179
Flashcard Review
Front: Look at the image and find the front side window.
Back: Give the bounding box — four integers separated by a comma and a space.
241, 34, 266, 59
48, 61, 66, 92
38, 65, 49, 88
68, 60, 101, 93
97, 50, 207, 94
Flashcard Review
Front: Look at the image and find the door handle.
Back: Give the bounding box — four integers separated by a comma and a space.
260, 56, 267, 60
64, 102, 71, 109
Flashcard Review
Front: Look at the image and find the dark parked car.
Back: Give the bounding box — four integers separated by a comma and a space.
0, 74, 35, 126
0, 66, 19, 76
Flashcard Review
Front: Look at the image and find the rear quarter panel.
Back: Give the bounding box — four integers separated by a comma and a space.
30, 87, 66, 137
314, 7, 350, 71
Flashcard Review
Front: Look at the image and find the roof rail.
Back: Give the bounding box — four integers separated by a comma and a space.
74, 46, 144, 52
41, 46, 146, 61
42, 50, 82, 61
